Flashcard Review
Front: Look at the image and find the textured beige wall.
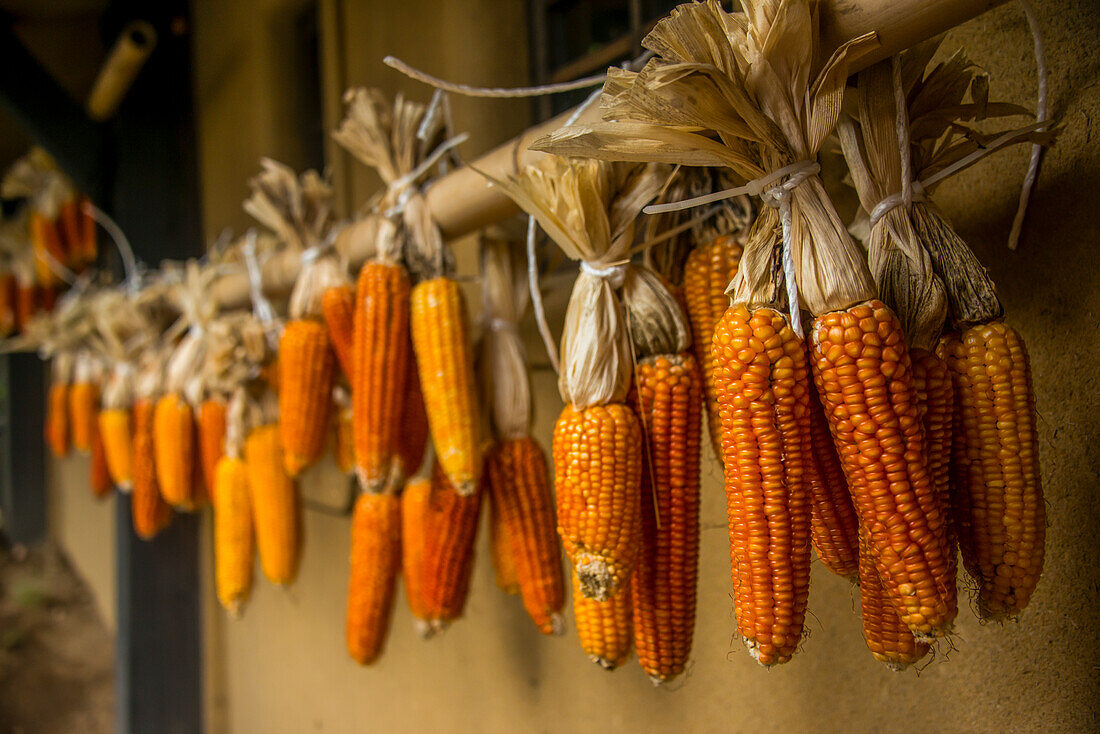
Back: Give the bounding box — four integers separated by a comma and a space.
191, 1, 1098, 733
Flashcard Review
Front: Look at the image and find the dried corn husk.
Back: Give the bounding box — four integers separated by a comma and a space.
483, 157, 668, 408
479, 236, 531, 440
532, 0, 880, 316
243, 159, 333, 254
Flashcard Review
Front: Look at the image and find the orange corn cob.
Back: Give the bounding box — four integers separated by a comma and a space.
46, 383, 70, 458
30, 212, 65, 287
810, 301, 956, 637
858, 532, 929, 670
90, 420, 112, 498
59, 198, 82, 268
486, 437, 565, 634
553, 403, 642, 602
154, 393, 198, 511
15, 282, 36, 332
683, 235, 742, 455
410, 277, 481, 492
573, 571, 633, 670
279, 320, 336, 476
940, 323, 1044, 618
712, 306, 812, 666
333, 404, 355, 475
69, 382, 98, 453
322, 284, 354, 379
79, 196, 97, 264
214, 456, 254, 616
199, 398, 228, 500
0, 272, 15, 337
39, 285, 57, 314
132, 399, 172, 540
396, 350, 429, 479
401, 476, 432, 626
911, 348, 955, 552
245, 425, 299, 585
629, 353, 702, 682
346, 491, 402, 664
488, 480, 520, 595
353, 262, 410, 491
806, 376, 859, 579
404, 461, 482, 632
98, 409, 133, 491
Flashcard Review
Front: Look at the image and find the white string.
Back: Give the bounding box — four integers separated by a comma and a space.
1008, 0, 1048, 251
242, 229, 280, 346
643, 160, 820, 215
579, 260, 628, 289
42, 249, 77, 286
384, 56, 607, 98
526, 215, 560, 374
484, 317, 516, 333
565, 86, 604, 128
84, 201, 138, 285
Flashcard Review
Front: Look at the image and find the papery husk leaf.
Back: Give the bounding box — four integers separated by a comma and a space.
480, 238, 532, 440
288, 255, 347, 320
620, 265, 690, 358
165, 330, 206, 397
243, 158, 333, 251
726, 205, 783, 310
558, 274, 632, 408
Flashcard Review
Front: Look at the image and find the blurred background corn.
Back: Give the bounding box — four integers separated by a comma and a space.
553, 403, 641, 602
396, 350, 429, 479
245, 424, 299, 585
410, 277, 481, 493
682, 235, 742, 456
401, 476, 431, 629
811, 301, 957, 638
488, 475, 520, 595
712, 305, 812, 666
353, 261, 410, 492
131, 398, 172, 540
90, 421, 112, 498
346, 491, 401, 664
99, 408, 134, 491
628, 353, 702, 682
199, 398, 228, 500
279, 320, 337, 477
154, 393, 199, 511
322, 283, 354, 379
46, 380, 70, 458
69, 380, 98, 453
940, 322, 1045, 619
214, 455, 253, 617
486, 437, 565, 634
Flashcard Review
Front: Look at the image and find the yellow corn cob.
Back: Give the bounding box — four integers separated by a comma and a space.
214, 456, 254, 616
553, 403, 642, 602
353, 262, 410, 491
333, 404, 355, 475
806, 376, 860, 580
199, 398, 227, 501
410, 277, 481, 493
154, 393, 198, 511
401, 476, 431, 626
46, 382, 70, 458
485, 437, 565, 633
572, 571, 633, 670
712, 306, 812, 666
69, 381, 98, 453
939, 322, 1044, 619
245, 425, 299, 585
811, 301, 957, 638
98, 409, 134, 491
132, 399, 172, 540
280, 320, 337, 477
90, 420, 112, 498
322, 284, 355, 380
346, 491, 401, 664
628, 353, 702, 682
858, 532, 929, 671
683, 235, 742, 456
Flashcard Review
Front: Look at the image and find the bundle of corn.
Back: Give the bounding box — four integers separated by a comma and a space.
479, 236, 565, 635
214, 388, 255, 616
333, 91, 419, 493
536, 0, 961, 662
244, 159, 341, 477
131, 353, 173, 540
245, 390, 299, 586
839, 48, 1051, 622
401, 459, 482, 636
487, 158, 668, 668
45, 351, 74, 458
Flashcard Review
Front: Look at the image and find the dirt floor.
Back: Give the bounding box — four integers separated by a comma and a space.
0, 540, 114, 734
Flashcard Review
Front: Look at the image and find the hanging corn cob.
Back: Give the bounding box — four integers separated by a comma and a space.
401, 459, 482, 636
331, 387, 354, 475
214, 389, 255, 617
534, 0, 957, 648
155, 330, 204, 511
479, 236, 564, 634
346, 484, 402, 664
46, 352, 73, 458
199, 396, 228, 500
244, 159, 340, 477
321, 283, 354, 380
89, 418, 112, 498
99, 364, 136, 492
69, 351, 101, 453
0, 268, 15, 337
839, 48, 1051, 621
858, 532, 929, 671
245, 391, 299, 586
396, 346, 429, 479
132, 355, 173, 540
572, 572, 633, 670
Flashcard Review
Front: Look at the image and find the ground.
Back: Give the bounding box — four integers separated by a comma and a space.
0, 540, 114, 734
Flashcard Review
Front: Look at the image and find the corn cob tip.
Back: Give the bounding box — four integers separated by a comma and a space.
575, 556, 615, 602
454, 480, 477, 497
549, 613, 565, 637
356, 470, 388, 494
224, 601, 245, 620
414, 619, 447, 639
117, 481, 133, 493
591, 653, 629, 671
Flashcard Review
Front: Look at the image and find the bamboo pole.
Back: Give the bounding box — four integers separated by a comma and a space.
86, 21, 158, 121
210, 0, 1008, 309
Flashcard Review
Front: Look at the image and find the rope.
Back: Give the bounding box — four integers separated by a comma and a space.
384, 56, 607, 98
1008, 0, 1049, 251
526, 215, 560, 374
83, 201, 138, 286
